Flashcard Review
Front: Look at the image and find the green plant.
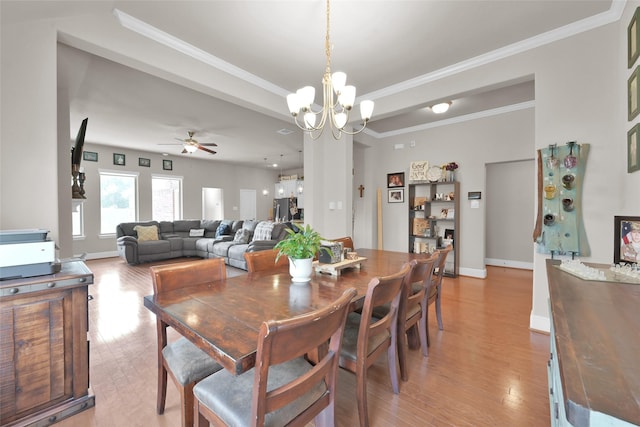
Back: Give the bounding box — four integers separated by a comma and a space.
274, 224, 328, 261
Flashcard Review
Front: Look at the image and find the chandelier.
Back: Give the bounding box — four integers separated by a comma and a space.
286, 0, 374, 140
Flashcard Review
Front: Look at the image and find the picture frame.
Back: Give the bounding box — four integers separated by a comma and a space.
113, 153, 125, 166
409, 161, 429, 182
628, 66, 640, 121
388, 189, 404, 203
629, 124, 640, 173
387, 172, 405, 188
163, 159, 173, 171
139, 157, 151, 167
613, 215, 640, 264
629, 7, 640, 68
83, 151, 98, 162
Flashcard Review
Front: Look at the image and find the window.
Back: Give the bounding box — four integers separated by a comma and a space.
152, 175, 183, 221
100, 171, 138, 235
72, 201, 84, 238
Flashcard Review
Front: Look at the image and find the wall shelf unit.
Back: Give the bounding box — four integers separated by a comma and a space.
408, 181, 460, 277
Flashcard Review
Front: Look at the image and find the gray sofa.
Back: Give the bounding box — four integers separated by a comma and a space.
116, 219, 298, 270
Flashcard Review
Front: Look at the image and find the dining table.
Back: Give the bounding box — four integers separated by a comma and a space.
143, 248, 423, 375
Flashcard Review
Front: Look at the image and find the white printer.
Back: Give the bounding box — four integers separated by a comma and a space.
0, 229, 58, 280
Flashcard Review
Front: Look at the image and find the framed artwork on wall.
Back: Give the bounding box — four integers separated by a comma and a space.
139, 158, 151, 167
113, 153, 125, 166
163, 159, 173, 171
388, 189, 404, 203
629, 66, 640, 121
628, 124, 640, 173
83, 151, 98, 162
613, 215, 640, 264
387, 172, 404, 188
629, 7, 640, 68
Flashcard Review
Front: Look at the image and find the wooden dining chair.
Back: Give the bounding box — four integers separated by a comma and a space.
244, 248, 288, 273
373, 252, 439, 381
150, 258, 226, 427
421, 245, 453, 355
338, 262, 413, 427
193, 287, 357, 427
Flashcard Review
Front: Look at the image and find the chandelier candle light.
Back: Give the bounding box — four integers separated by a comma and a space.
286, 0, 374, 140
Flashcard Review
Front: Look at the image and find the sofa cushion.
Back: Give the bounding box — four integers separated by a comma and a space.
137, 239, 171, 255
212, 241, 236, 258
189, 228, 205, 237
119, 221, 158, 237
253, 221, 275, 241
134, 225, 159, 241
233, 229, 252, 244
231, 220, 244, 233
159, 221, 174, 235
215, 223, 230, 237
201, 220, 221, 238
174, 220, 202, 233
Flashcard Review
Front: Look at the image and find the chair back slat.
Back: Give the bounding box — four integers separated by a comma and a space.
331, 236, 354, 250
150, 258, 226, 295
244, 249, 288, 273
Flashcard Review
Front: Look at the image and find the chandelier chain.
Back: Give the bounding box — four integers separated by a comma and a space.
325, 0, 331, 74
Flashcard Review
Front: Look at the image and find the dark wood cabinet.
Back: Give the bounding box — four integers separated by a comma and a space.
0, 261, 94, 426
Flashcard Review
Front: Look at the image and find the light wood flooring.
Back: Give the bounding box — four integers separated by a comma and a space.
56, 257, 550, 427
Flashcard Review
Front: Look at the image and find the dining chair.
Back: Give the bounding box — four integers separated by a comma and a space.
372, 252, 439, 381
338, 262, 413, 427
244, 248, 289, 273
421, 245, 453, 356
193, 287, 357, 427
150, 258, 226, 427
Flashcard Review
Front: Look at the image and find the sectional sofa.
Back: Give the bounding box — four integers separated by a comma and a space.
116, 219, 298, 270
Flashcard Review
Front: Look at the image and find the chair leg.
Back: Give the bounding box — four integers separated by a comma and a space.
180, 383, 195, 427
157, 364, 167, 414
418, 308, 428, 357
436, 292, 444, 330
194, 400, 208, 427
387, 341, 400, 394
397, 323, 408, 382
356, 364, 370, 427
314, 403, 334, 427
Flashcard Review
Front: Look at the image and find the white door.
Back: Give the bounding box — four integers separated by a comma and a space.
202, 187, 223, 219
240, 189, 256, 220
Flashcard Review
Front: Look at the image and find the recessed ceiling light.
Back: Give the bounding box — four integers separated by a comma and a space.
430, 101, 452, 114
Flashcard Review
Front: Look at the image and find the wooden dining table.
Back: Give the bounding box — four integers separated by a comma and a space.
143, 248, 422, 375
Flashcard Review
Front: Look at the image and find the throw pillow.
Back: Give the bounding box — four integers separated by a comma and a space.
215, 223, 229, 237
252, 221, 275, 241
233, 228, 252, 244
189, 228, 205, 237
134, 225, 159, 241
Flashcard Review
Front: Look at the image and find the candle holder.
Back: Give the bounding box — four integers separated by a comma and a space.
72, 164, 83, 199
78, 172, 86, 198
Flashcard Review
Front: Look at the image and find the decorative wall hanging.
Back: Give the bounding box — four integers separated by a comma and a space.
629, 124, 640, 173
533, 141, 590, 257
387, 172, 404, 188
409, 161, 429, 182
629, 7, 640, 68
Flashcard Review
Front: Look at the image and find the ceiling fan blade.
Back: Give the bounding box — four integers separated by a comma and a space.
198, 145, 216, 155
174, 137, 186, 142
159, 143, 183, 145
199, 142, 218, 147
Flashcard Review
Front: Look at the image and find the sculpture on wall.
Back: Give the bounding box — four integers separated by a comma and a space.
71, 118, 88, 199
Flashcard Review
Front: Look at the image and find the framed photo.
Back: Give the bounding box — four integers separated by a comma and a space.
388, 189, 404, 203
113, 153, 125, 166
83, 151, 98, 162
629, 124, 640, 173
163, 159, 173, 171
387, 172, 404, 188
629, 7, 640, 68
628, 66, 640, 121
613, 216, 640, 264
139, 157, 151, 167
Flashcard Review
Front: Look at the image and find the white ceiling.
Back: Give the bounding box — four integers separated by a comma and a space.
3, 1, 618, 170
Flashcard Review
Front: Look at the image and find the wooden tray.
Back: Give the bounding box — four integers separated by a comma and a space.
313, 257, 367, 276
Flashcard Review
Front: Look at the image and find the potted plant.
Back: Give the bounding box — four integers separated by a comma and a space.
275, 224, 327, 282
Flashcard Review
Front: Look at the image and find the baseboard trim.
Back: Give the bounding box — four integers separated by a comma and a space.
529, 312, 550, 333
485, 258, 533, 270
77, 251, 119, 260
458, 267, 487, 279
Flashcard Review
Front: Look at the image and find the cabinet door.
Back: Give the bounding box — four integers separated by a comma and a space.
0, 289, 73, 424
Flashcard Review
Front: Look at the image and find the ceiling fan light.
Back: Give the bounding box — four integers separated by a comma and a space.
360, 100, 374, 121
184, 144, 197, 153
431, 101, 452, 114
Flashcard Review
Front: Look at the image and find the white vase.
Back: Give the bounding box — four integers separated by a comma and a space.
289, 257, 313, 283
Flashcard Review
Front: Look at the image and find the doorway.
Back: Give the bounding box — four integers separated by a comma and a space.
240, 189, 256, 220
202, 187, 223, 220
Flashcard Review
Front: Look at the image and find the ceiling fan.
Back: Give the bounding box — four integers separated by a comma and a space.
165, 131, 217, 155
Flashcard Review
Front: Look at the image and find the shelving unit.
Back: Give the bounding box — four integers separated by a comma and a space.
408, 181, 460, 277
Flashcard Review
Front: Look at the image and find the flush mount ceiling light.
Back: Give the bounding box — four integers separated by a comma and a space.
430, 101, 452, 114
286, 0, 374, 140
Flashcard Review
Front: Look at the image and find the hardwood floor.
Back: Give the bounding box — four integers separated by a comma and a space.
57, 258, 550, 427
